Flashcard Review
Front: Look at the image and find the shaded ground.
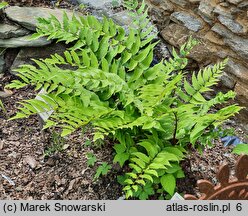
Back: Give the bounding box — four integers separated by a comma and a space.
0, 76, 124, 200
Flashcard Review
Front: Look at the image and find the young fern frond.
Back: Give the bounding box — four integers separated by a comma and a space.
123, 138, 185, 199
178, 59, 229, 105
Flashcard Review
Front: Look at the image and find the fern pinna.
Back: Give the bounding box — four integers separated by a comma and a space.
6, 0, 241, 199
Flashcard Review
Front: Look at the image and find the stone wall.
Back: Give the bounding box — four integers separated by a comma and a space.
147, 0, 248, 107
0, 7, 75, 78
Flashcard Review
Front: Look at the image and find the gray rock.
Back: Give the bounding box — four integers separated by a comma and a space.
110, 11, 133, 26
11, 43, 66, 73
212, 24, 248, 59
0, 35, 51, 48
213, 5, 233, 18
220, 72, 236, 89
198, 1, 214, 24
170, 12, 203, 32
0, 24, 30, 39
226, 0, 243, 5
225, 59, 248, 83
234, 82, 248, 105
218, 15, 245, 34
4, 6, 80, 31
76, 0, 120, 9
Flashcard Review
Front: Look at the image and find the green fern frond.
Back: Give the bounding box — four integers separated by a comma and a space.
178, 59, 228, 104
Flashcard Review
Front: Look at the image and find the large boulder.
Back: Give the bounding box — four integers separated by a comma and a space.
4, 6, 81, 31
0, 24, 30, 39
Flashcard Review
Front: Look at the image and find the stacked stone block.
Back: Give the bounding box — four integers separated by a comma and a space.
147, 0, 248, 107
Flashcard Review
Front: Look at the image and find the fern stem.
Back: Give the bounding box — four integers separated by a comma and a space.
172, 112, 178, 145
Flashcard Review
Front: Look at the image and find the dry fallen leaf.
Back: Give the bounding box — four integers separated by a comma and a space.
0, 89, 13, 98
24, 156, 38, 169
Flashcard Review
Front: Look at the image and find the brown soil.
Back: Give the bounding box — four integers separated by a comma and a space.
0, 76, 124, 200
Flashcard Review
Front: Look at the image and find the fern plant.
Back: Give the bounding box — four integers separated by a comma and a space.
0, 2, 8, 10
6, 0, 242, 199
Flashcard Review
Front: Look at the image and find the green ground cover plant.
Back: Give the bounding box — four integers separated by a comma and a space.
233, 144, 248, 155
6, 0, 242, 199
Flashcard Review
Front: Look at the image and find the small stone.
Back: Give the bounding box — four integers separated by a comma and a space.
0, 24, 30, 39
46, 158, 55, 166
16, 186, 23, 192
170, 12, 203, 32
0, 35, 51, 48
117, 195, 126, 200
0, 90, 13, 98
24, 156, 38, 169
218, 15, 245, 34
